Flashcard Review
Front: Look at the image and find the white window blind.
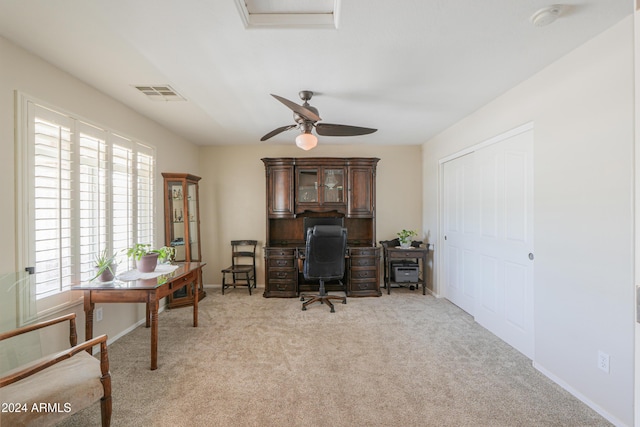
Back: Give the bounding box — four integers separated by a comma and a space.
32, 108, 73, 300
19, 96, 156, 316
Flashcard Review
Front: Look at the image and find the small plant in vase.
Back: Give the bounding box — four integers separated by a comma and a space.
397, 229, 417, 249
127, 243, 175, 273
91, 248, 119, 282
156, 246, 176, 264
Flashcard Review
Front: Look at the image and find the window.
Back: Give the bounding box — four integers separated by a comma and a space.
17, 95, 156, 318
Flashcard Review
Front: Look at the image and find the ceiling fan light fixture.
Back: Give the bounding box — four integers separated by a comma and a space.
295, 132, 318, 150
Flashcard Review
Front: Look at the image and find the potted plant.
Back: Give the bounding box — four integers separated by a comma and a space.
155, 246, 176, 264
397, 229, 417, 249
127, 243, 175, 273
91, 248, 118, 282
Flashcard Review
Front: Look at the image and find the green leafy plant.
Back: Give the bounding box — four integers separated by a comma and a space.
126, 243, 152, 261
126, 243, 175, 262
91, 248, 119, 281
397, 229, 417, 245
154, 246, 176, 263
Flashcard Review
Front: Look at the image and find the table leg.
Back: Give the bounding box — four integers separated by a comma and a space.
193, 270, 200, 327
422, 254, 427, 295
83, 291, 94, 354
149, 296, 159, 370
387, 259, 391, 295
145, 302, 150, 328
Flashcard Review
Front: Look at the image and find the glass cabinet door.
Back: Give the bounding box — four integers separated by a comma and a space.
167, 181, 187, 261
187, 181, 199, 261
323, 169, 344, 203
297, 169, 318, 203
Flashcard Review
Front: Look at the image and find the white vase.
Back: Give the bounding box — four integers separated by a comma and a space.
399, 240, 412, 249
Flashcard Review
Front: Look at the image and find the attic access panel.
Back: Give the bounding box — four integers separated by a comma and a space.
235, 0, 340, 29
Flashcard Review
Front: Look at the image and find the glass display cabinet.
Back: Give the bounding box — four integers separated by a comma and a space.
295, 166, 346, 214
162, 172, 205, 307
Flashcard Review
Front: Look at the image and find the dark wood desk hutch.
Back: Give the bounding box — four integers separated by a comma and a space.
262, 157, 381, 298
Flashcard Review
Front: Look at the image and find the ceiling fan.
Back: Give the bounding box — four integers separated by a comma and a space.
260, 90, 377, 150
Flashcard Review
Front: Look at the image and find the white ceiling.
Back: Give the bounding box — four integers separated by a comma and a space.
0, 1, 632, 147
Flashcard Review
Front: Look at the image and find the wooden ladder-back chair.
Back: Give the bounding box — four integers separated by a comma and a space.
221, 240, 258, 295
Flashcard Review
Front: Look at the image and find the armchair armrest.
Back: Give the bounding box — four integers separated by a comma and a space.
0, 312, 78, 346
0, 334, 108, 387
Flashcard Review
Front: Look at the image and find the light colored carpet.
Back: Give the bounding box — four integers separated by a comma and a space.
60, 287, 610, 427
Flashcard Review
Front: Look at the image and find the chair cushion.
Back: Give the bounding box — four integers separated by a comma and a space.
0, 351, 103, 427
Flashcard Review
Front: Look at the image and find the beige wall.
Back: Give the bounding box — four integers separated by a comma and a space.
1, 36, 201, 353
422, 17, 634, 425
198, 144, 423, 286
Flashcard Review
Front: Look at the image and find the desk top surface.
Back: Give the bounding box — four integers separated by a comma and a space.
386, 246, 429, 252
72, 262, 206, 291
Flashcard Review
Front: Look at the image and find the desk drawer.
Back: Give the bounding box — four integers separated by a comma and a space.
168, 271, 196, 291
350, 248, 378, 257
266, 248, 296, 258
349, 279, 379, 293
269, 280, 296, 293
351, 268, 377, 280
268, 258, 295, 268
268, 269, 296, 281
351, 257, 377, 267
390, 251, 422, 260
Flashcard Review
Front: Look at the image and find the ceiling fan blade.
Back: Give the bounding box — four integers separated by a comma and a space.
315, 123, 377, 137
271, 94, 321, 122
260, 124, 297, 141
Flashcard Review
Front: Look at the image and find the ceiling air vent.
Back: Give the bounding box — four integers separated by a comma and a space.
234, 0, 340, 29
134, 85, 186, 101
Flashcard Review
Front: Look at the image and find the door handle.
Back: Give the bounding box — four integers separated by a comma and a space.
528, 253, 534, 260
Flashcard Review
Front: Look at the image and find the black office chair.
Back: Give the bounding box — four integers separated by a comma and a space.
300, 225, 348, 313
221, 240, 257, 295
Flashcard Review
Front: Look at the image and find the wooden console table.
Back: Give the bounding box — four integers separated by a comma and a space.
384, 247, 429, 295
72, 262, 206, 370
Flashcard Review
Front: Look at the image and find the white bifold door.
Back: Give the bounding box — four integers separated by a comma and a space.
443, 127, 534, 358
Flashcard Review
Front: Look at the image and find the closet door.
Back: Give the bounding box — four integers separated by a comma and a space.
474, 129, 534, 358
442, 127, 534, 358
443, 153, 477, 315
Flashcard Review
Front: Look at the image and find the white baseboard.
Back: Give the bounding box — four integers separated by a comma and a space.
533, 361, 628, 427
103, 304, 167, 347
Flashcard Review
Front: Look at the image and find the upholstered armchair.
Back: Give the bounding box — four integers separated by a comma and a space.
0, 313, 111, 426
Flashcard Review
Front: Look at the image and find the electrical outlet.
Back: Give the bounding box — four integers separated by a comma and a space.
598, 350, 609, 374
95, 307, 103, 322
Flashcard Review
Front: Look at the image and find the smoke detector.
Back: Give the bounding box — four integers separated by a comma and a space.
530, 5, 565, 27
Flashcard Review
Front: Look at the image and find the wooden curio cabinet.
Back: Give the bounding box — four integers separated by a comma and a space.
261, 158, 380, 298
162, 173, 206, 308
